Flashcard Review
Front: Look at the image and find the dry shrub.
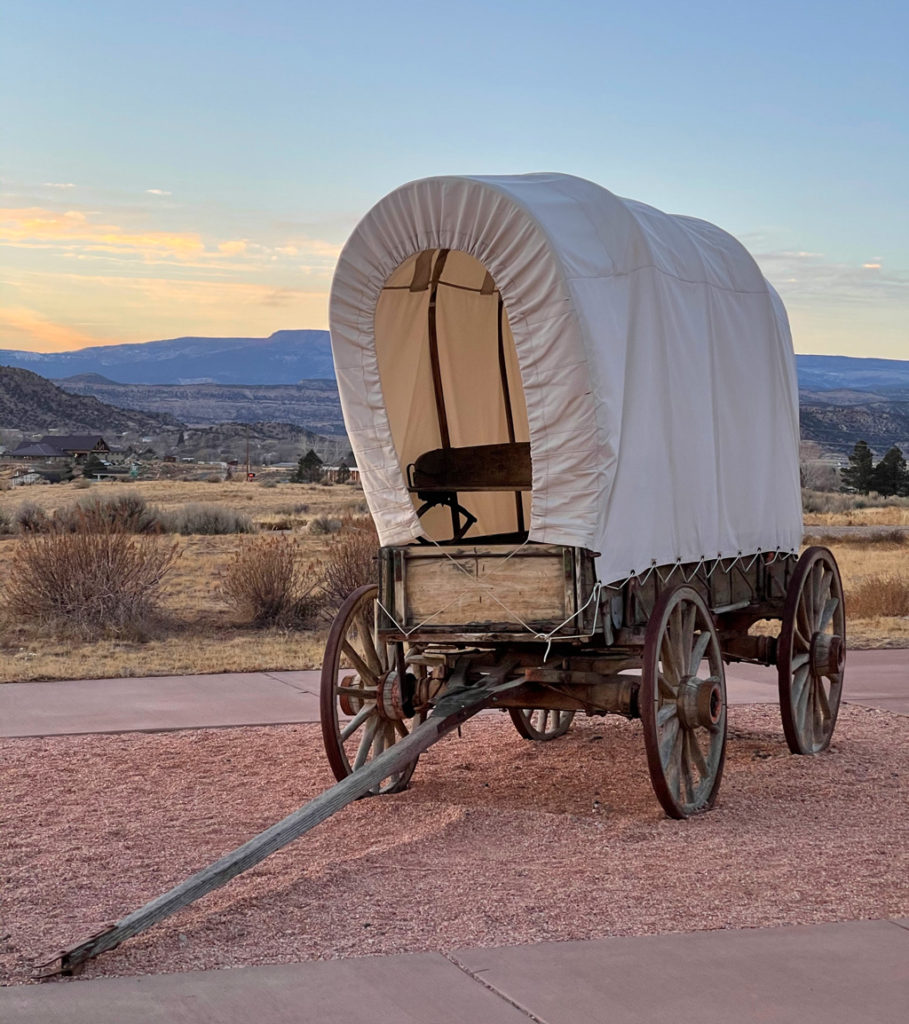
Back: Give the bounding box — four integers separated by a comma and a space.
309, 515, 342, 535
803, 529, 907, 547
3, 528, 179, 640
847, 575, 909, 618
13, 501, 51, 533
219, 535, 319, 627
57, 494, 161, 534
319, 515, 379, 611
161, 503, 255, 535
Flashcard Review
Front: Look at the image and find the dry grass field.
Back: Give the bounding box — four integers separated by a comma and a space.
0, 478, 906, 682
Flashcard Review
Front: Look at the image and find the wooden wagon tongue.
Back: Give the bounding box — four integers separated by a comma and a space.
42, 672, 526, 978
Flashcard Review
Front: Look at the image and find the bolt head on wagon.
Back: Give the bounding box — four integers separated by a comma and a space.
322, 173, 846, 819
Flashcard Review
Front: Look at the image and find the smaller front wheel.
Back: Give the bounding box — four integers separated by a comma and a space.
509, 708, 575, 741
640, 584, 727, 819
320, 585, 424, 795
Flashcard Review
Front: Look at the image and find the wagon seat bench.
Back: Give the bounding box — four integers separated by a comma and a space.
407, 441, 531, 544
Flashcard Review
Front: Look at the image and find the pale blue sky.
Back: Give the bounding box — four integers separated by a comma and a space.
1, 0, 906, 356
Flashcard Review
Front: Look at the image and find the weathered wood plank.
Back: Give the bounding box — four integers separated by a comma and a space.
52, 676, 525, 976
403, 547, 570, 628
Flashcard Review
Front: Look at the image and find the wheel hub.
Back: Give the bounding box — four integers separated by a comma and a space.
677, 676, 724, 732
338, 674, 364, 717
375, 669, 416, 720
810, 633, 844, 677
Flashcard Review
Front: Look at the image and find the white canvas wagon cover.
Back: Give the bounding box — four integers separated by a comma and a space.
329, 173, 802, 586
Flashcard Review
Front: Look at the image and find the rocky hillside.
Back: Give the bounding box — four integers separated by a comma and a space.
799, 401, 909, 454
56, 378, 346, 435
0, 366, 182, 436
0, 367, 345, 463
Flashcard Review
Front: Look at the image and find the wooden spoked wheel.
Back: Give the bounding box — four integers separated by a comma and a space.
320, 584, 425, 795
640, 584, 727, 819
777, 546, 846, 754
509, 708, 576, 741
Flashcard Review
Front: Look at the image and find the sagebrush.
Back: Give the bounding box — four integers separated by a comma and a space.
161, 503, 255, 535
319, 515, 379, 611
3, 528, 179, 640
218, 534, 318, 627
847, 575, 909, 618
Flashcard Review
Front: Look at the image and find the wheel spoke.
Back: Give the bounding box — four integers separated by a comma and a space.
658, 672, 677, 700
689, 630, 712, 675
791, 651, 810, 670
353, 717, 378, 770
680, 732, 696, 805
657, 703, 677, 727
664, 725, 683, 797
674, 607, 690, 682
797, 596, 813, 641
340, 641, 379, 686
815, 679, 831, 725
658, 717, 679, 762
688, 731, 709, 780
818, 596, 839, 633
354, 609, 384, 675
661, 632, 678, 684
792, 663, 811, 713
340, 702, 374, 741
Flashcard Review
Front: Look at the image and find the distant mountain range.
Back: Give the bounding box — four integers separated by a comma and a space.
795, 354, 909, 394
0, 330, 333, 385
2, 335, 907, 455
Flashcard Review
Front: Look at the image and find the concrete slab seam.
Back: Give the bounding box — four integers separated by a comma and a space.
886, 918, 909, 933
443, 952, 551, 1024
262, 672, 317, 695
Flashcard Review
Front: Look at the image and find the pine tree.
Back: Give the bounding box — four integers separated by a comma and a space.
869, 446, 909, 497
840, 440, 874, 493
82, 453, 106, 479
291, 449, 324, 483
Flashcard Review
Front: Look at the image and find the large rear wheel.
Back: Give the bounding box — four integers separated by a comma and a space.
777, 546, 846, 754
640, 584, 727, 819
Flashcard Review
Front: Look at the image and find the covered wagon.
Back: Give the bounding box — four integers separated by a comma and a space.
56, 173, 846, 972
323, 172, 845, 818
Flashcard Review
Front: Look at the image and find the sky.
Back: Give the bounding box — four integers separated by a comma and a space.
1, 0, 906, 358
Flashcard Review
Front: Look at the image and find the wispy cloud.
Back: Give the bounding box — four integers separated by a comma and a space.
0, 206, 206, 259
0, 205, 341, 274
752, 249, 909, 306
42, 182, 76, 189
145, 188, 172, 196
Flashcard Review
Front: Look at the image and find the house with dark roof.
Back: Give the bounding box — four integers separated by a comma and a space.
9, 435, 109, 462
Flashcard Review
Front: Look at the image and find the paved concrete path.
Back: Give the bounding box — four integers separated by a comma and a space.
1, 919, 906, 1023
1, 650, 905, 738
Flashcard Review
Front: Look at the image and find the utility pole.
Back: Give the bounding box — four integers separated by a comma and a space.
245, 424, 250, 482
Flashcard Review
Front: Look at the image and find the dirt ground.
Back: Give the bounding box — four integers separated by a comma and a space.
2, 705, 906, 987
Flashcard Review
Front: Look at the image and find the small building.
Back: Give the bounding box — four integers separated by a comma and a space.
9, 434, 110, 463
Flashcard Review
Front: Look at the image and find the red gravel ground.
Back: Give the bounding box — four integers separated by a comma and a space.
2, 704, 907, 987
